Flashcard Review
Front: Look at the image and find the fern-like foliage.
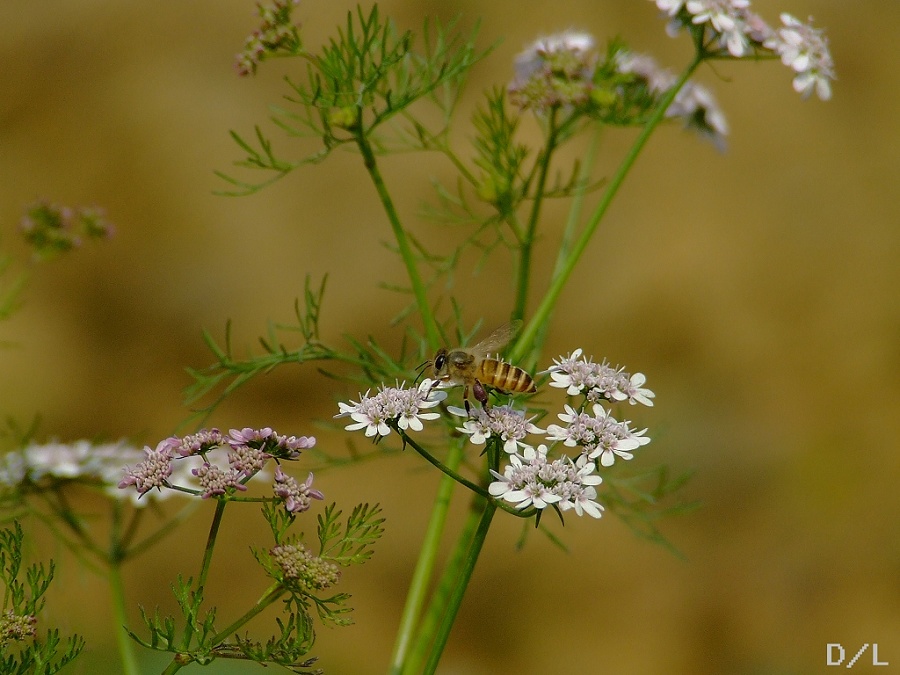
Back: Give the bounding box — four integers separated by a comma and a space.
0, 522, 85, 674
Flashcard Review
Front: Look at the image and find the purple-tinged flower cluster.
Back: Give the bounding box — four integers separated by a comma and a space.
450, 404, 544, 454
335, 379, 447, 438
234, 0, 302, 76
546, 348, 655, 407
650, 0, 835, 100
164, 429, 226, 457
192, 462, 246, 499
118, 441, 175, 497
488, 445, 604, 518
273, 467, 324, 513
19, 200, 114, 261
545, 404, 651, 467
116, 427, 321, 512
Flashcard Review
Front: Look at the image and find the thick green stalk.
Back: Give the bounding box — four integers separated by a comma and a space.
402, 493, 483, 675
109, 562, 139, 675
422, 500, 497, 675
109, 501, 139, 675
388, 440, 465, 675
509, 56, 702, 364
355, 127, 441, 349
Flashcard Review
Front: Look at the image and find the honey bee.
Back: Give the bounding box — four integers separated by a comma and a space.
429, 321, 536, 413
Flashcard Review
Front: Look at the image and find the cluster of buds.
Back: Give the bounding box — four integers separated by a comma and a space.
234, 0, 302, 76
19, 200, 114, 261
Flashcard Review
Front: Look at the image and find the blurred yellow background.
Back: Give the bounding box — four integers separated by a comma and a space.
2, 0, 898, 673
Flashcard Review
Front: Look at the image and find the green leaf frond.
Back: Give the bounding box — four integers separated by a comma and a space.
0, 522, 85, 673
183, 275, 334, 421
317, 502, 385, 566
220, 5, 486, 194
601, 465, 698, 558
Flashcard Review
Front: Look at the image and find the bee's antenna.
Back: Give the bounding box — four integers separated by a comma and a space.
413, 360, 430, 385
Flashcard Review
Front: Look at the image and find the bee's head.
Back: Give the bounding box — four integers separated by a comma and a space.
431, 348, 449, 377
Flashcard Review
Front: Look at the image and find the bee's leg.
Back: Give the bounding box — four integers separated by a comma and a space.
473, 379, 489, 410
463, 385, 471, 415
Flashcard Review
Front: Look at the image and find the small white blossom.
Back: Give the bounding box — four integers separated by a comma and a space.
450, 405, 544, 454
545, 349, 655, 406
685, 0, 752, 56
654, 0, 685, 16
488, 445, 603, 518
669, 80, 729, 151
336, 379, 446, 438
545, 404, 650, 467
765, 13, 835, 100
0, 440, 193, 507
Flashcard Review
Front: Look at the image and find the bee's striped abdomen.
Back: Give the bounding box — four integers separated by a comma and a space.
477, 359, 536, 394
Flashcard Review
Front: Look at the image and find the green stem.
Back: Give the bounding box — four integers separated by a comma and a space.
527, 127, 602, 366
399, 431, 527, 517
402, 492, 483, 675
388, 439, 465, 675
109, 501, 140, 675
422, 500, 497, 675
207, 583, 287, 646
400, 432, 488, 499
197, 500, 227, 591
177, 499, 226, 651
109, 560, 140, 675
161, 584, 287, 675
512, 109, 558, 323
355, 126, 441, 349
509, 56, 702, 364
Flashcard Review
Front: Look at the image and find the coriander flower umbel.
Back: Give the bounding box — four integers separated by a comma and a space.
118, 440, 176, 497
765, 13, 835, 101
615, 51, 728, 150
0, 440, 184, 507
449, 404, 544, 454
270, 543, 340, 591
192, 462, 246, 499
273, 467, 324, 514
488, 445, 603, 519
234, 0, 302, 76
118, 427, 311, 502
545, 404, 650, 467
653, 0, 756, 56
227, 427, 315, 462
336, 379, 447, 438
651, 1, 835, 100
508, 30, 598, 112
546, 349, 655, 406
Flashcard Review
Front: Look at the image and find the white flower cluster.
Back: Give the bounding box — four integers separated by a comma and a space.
651, 0, 835, 100
335, 379, 447, 438
489, 445, 604, 519
336, 350, 654, 521
450, 404, 544, 455
546, 348, 655, 406
546, 404, 651, 467
0, 440, 196, 507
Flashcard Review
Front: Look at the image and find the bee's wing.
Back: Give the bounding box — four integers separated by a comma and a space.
468, 320, 522, 358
